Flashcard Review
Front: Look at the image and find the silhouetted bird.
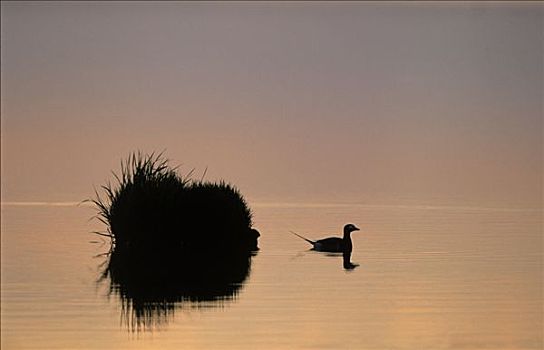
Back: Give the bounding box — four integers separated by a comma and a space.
290, 224, 360, 253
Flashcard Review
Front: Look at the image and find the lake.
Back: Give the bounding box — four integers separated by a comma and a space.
1, 201, 542, 349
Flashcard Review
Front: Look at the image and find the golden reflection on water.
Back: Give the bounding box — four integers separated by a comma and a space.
1, 202, 542, 349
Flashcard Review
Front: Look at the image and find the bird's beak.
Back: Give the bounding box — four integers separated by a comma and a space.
354, 226, 360, 231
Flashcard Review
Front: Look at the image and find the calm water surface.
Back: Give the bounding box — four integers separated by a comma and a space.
1, 201, 542, 349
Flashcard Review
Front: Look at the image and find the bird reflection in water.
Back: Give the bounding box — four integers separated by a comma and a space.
343, 250, 359, 270
319, 251, 359, 270
98, 245, 257, 332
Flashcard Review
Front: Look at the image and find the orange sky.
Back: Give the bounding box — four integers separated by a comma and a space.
1, 2, 542, 207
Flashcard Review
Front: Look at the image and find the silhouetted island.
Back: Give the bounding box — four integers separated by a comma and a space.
92, 151, 260, 254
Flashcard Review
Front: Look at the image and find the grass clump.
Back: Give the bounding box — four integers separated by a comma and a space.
91, 151, 259, 255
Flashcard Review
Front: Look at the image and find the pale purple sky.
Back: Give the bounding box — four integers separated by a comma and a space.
1, 2, 542, 206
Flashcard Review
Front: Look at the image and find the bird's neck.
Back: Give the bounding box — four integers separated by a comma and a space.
343, 231, 353, 252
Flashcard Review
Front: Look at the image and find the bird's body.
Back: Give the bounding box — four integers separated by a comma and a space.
314, 237, 345, 252
290, 224, 360, 253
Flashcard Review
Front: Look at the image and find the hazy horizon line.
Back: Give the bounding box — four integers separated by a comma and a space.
1, 200, 541, 213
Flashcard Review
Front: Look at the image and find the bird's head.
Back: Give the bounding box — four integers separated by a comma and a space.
344, 223, 360, 234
